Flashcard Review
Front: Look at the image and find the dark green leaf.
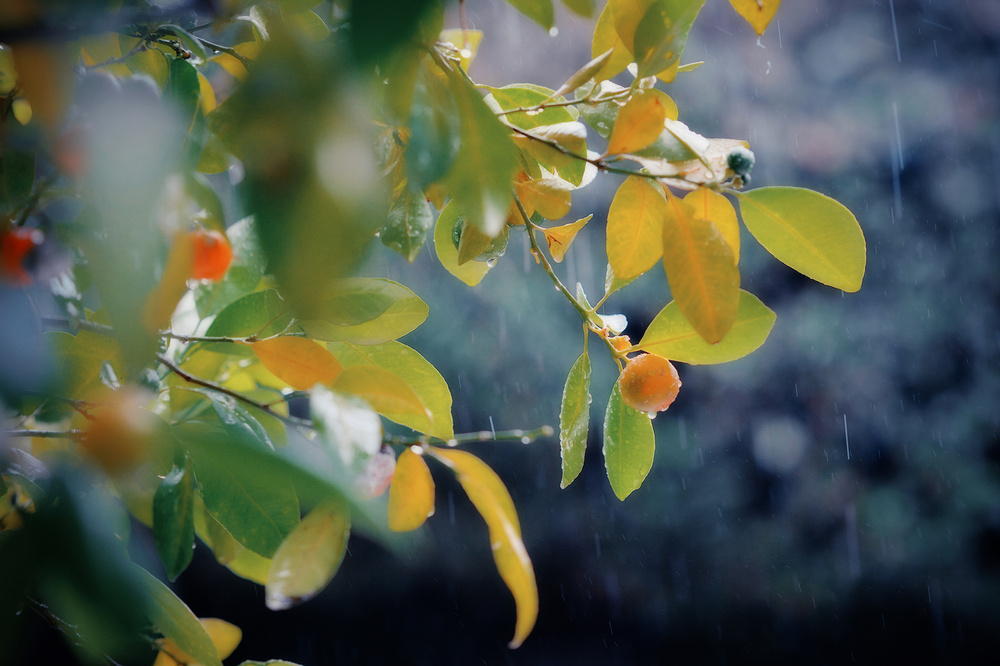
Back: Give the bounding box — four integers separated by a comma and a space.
559, 351, 591, 488
381, 189, 434, 261
1, 150, 34, 211
405, 59, 461, 188
153, 461, 196, 581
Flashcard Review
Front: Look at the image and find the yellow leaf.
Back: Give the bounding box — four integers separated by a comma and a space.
333, 365, 429, 423
514, 177, 572, 220
683, 188, 740, 262
438, 28, 484, 71
197, 71, 216, 114
430, 447, 537, 649
159, 617, 241, 665
388, 446, 436, 532
143, 231, 194, 333
251, 337, 343, 390
606, 176, 667, 279
605, 91, 667, 156
543, 214, 592, 263
728, 0, 782, 35
662, 190, 740, 343
266, 499, 351, 610
11, 97, 31, 125
10, 41, 73, 130
210, 41, 259, 81
591, 2, 634, 82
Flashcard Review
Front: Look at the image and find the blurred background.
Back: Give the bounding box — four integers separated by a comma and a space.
17, 0, 1000, 663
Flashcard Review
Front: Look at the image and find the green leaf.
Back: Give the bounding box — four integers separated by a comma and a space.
194, 216, 269, 317
205, 289, 292, 339
185, 423, 301, 557
606, 176, 667, 280
505, 0, 555, 29
632, 0, 707, 80
637, 290, 775, 364
266, 498, 351, 610
434, 199, 493, 286
46, 329, 126, 403
328, 340, 454, 440
736, 187, 866, 292
603, 382, 655, 500
153, 461, 196, 581
298, 278, 429, 344
1, 149, 34, 211
562, 0, 596, 17
486, 84, 577, 130
662, 191, 740, 344
133, 564, 222, 666
591, 2, 634, 82
382, 189, 434, 261
161, 25, 209, 62
166, 56, 201, 130
430, 448, 537, 649
559, 351, 591, 488
604, 263, 639, 298
406, 58, 460, 188
443, 65, 519, 237
203, 391, 281, 451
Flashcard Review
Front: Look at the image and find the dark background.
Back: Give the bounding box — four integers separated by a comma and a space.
17, 0, 1000, 664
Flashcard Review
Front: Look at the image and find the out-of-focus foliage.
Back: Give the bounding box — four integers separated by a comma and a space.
0, 0, 870, 661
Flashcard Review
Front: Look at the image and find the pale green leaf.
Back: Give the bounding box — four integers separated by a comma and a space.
736, 186, 866, 292
298, 278, 429, 344
485, 83, 578, 130
328, 340, 454, 440
205, 289, 292, 339
132, 564, 222, 666
505, 0, 555, 29
662, 192, 740, 344
607, 176, 667, 279
434, 199, 493, 286
387, 446, 436, 531
562, 0, 595, 16
632, 0, 707, 80
559, 352, 591, 488
603, 382, 655, 500
266, 499, 351, 610
637, 290, 775, 364
430, 447, 537, 649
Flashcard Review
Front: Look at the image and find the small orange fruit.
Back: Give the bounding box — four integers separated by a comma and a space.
618, 353, 681, 413
0, 227, 43, 284
188, 229, 233, 281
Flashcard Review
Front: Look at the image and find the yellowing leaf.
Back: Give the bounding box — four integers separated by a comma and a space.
197, 71, 216, 114
143, 231, 195, 333
543, 214, 592, 263
606, 176, 667, 279
266, 499, 351, 610
514, 177, 572, 220
662, 190, 740, 344
328, 341, 454, 440
210, 41, 259, 81
333, 365, 429, 423
551, 48, 615, 100
684, 187, 740, 262
388, 447, 436, 532
729, 0, 782, 35
515, 121, 588, 171
199, 618, 242, 661
430, 447, 537, 649
605, 91, 666, 156
637, 290, 775, 364
736, 187, 866, 292
438, 28, 484, 71
592, 2, 635, 82
251, 337, 343, 390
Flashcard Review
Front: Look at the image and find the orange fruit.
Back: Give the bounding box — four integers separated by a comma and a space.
77, 388, 157, 474
618, 353, 681, 413
189, 229, 233, 281
0, 227, 43, 284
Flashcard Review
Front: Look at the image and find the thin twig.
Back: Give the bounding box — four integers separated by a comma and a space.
156, 354, 312, 429
6, 429, 81, 439
385, 425, 554, 448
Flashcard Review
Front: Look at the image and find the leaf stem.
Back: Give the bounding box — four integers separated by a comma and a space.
156, 354, 312, 429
